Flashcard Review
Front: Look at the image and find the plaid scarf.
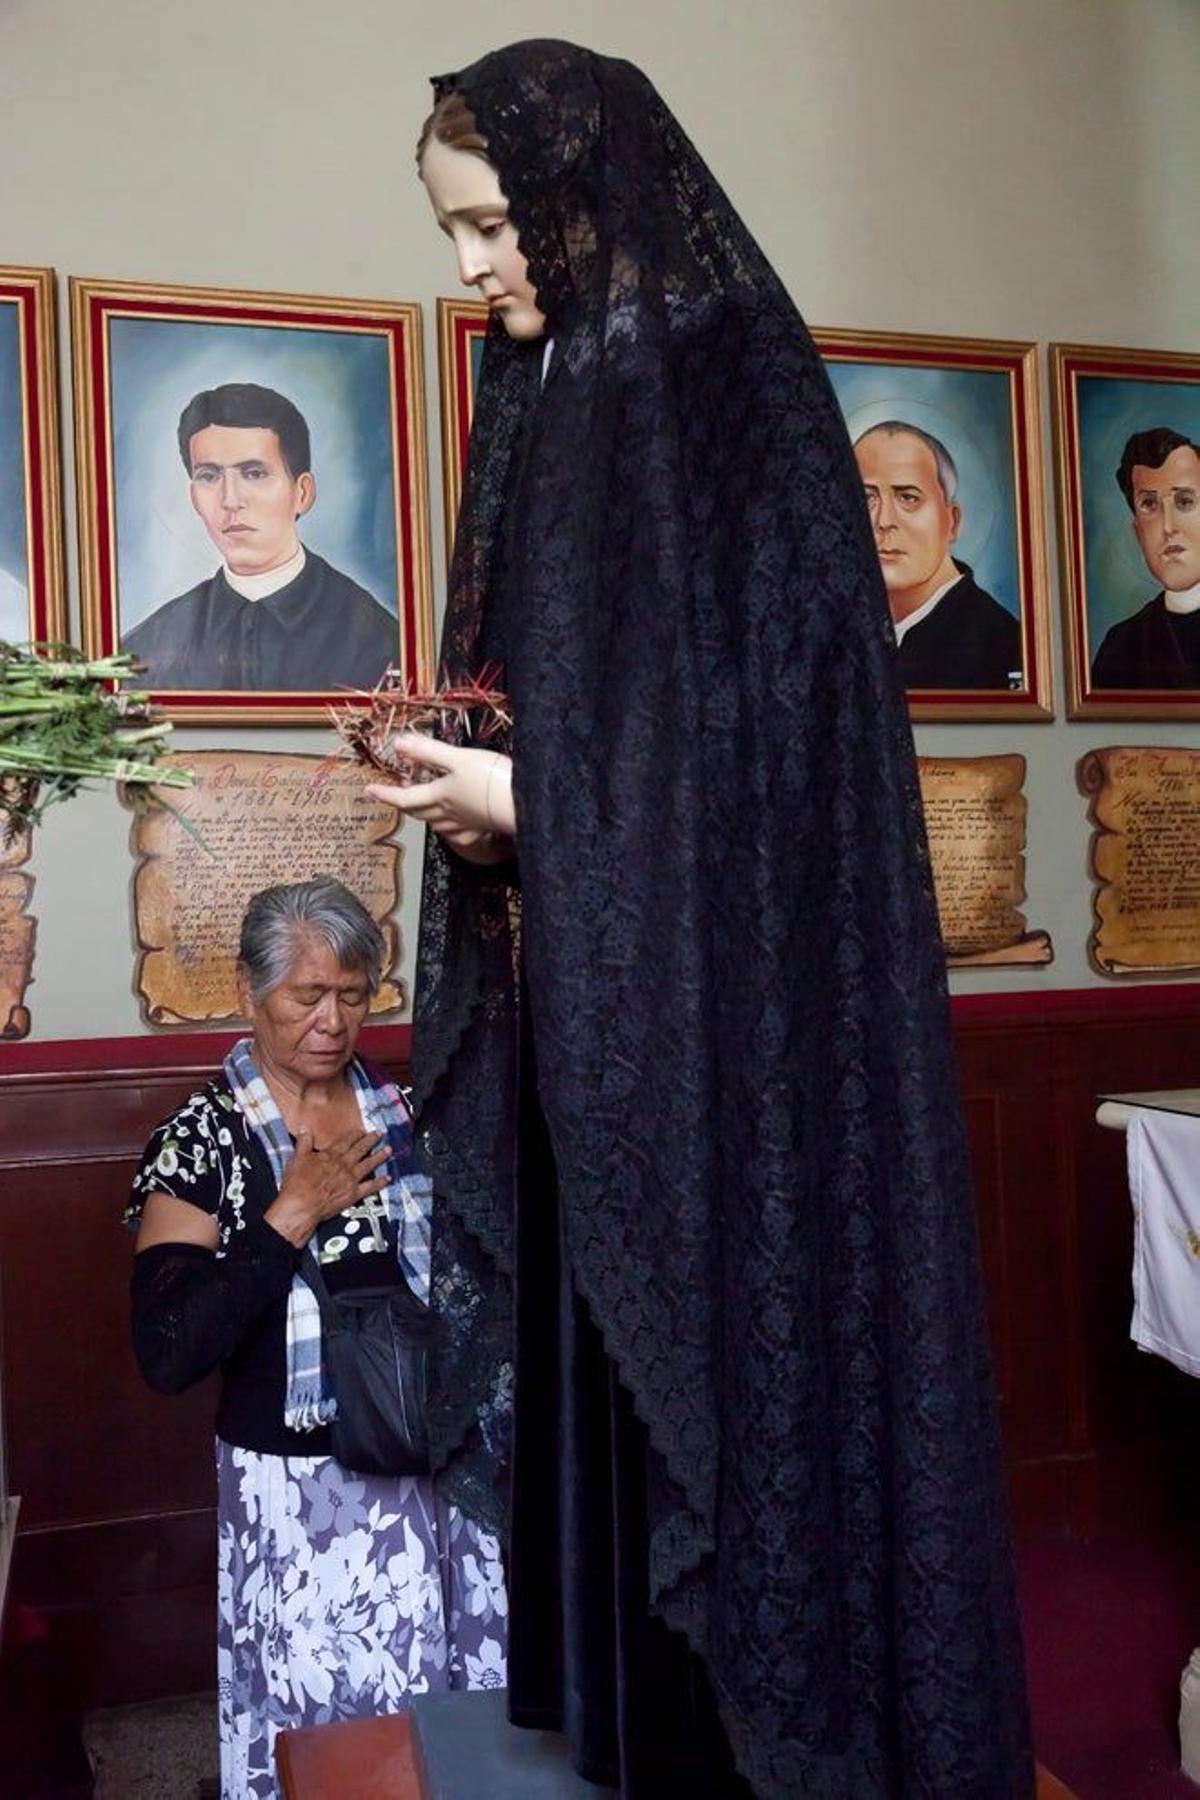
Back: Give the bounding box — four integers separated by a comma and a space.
223, 1038, 431, 1433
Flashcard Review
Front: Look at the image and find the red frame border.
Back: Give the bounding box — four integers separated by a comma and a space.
74, 283, 431, 719
451, 309, 484, 478
3, 986, 1198, 1077
0, 270, 64, 644
436, 298, 489, 566
1, 1021, 413, 1079
1054, 343, 1200, 717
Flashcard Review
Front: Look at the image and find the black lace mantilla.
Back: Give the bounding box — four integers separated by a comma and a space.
414, 40, 1032, 1797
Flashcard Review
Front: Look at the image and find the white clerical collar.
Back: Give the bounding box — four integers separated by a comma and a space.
1164, 580, 1200, 615
224, 542, 306, 601
892, 568, 964, 644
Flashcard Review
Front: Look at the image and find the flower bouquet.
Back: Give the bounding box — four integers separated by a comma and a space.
0, 642, 191, 843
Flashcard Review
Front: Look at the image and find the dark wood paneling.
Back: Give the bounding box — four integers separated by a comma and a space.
0, 1062, 405, 1704
2, 995, 1200, 1703
15, 1510, 216, 1708
1, 1071, 220, 1534
954, 997, 1200, 1538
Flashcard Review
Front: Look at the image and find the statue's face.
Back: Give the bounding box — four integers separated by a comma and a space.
1130, 445, 1200, 592
187, 424, 313, 575
421, 135, 546, 341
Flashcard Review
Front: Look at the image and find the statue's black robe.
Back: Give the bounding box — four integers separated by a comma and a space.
413, 40, 1033, 1799
121, 551, 396, 691
1091, 591, 1200, 689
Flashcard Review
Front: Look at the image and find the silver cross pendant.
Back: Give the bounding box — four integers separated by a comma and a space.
343, 1191, 388, 1250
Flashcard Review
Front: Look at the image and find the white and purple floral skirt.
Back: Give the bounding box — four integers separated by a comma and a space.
216, 1440, 507, 1799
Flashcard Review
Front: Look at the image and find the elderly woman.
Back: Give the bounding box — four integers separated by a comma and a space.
126, 877, 506, 1800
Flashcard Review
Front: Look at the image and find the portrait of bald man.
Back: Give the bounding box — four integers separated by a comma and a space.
1091, 427, 1200, 689
853, 421, 1023, 690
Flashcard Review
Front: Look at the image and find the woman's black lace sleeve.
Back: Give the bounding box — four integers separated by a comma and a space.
130, 1212, 299, 1395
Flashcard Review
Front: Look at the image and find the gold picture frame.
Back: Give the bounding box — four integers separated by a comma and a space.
813, 327, 1053, 722
0, 265, 66, 646
1051, 341, 1200, 719
71, 276, 434, 724
436, 297, 488, 566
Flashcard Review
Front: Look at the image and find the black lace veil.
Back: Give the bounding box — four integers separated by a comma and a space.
413, 40, 1031, 1797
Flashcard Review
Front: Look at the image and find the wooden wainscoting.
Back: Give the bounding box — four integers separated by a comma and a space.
2, 1061, 237, 1706
954, 986, 1200, 1539
0, 1038, 410, 1708
1, 993, 1198, 1705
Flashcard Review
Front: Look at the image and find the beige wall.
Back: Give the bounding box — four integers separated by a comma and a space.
1, 0, 1198, 1038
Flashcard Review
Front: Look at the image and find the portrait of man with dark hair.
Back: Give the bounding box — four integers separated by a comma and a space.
121, 382, 398, 691
1090, 426, 1200, 689
853, 420, 1023, 690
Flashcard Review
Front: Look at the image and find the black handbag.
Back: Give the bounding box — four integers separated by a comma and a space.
299, 1248, 433, 1478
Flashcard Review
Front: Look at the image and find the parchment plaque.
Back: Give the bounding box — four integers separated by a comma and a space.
916, 754, 1052, 967
0, 824, 35, 1039
1080, 746, 1200, 976
128, 752, 404, 1024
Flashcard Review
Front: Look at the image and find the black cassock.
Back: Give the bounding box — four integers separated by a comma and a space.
121, 550, 397, 691
1091, 591, 1200, 689
412, 40, 1032, 1799
898, 562, 1023, 690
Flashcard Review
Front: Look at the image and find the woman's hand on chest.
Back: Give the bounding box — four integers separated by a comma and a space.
266, 1128, 391, 1248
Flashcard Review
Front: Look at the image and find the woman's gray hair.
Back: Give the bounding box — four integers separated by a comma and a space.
238, 877, 386, 1003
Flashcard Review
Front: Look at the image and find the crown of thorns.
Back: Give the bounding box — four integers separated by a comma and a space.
330, 664, 512, 780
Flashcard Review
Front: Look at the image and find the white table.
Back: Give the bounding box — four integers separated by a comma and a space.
1096, 1088, 1200, 1783
0, 1494, 19, 1636
1096, 1089, 1200, 1133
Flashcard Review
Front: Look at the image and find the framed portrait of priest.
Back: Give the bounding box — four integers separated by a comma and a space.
1052, 342, 1200, 719
436, 297, 488, 565
812, 328, 1053, 722
71, 278, 434, 723
0, 266, 66, 647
